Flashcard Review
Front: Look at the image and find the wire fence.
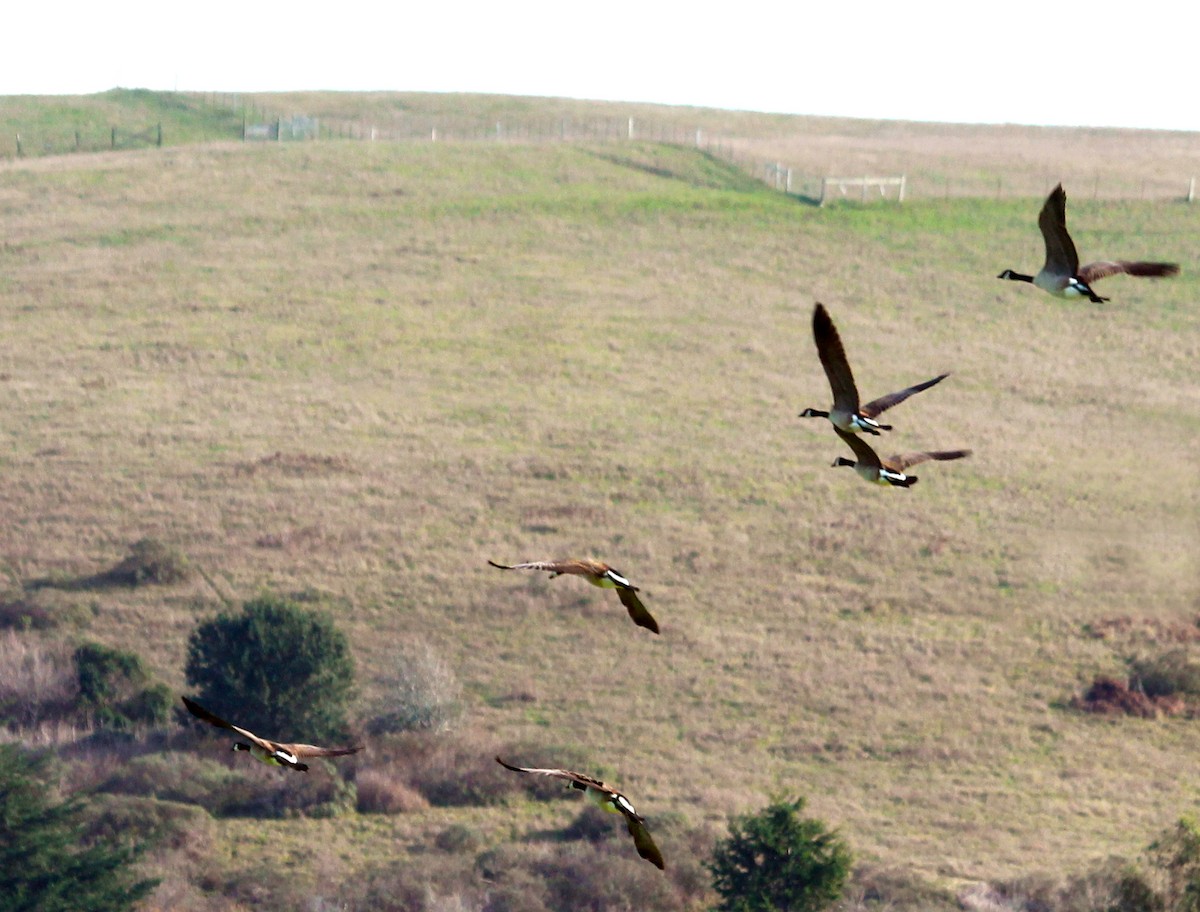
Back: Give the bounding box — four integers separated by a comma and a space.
7, 91, 1198, 204
8, 124, 163, 158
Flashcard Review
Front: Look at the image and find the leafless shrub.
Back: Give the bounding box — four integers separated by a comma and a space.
0, 631, 78, 727
355, 765, 431, 814
368, 638, 463, 735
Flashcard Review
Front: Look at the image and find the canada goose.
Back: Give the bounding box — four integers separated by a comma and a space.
495, 756, 665, 870
181, 696, 362, 772
487, 558, 659, 634
831, 426, 971, 487
799, 303, 948, 435
998, 183, 1178, 302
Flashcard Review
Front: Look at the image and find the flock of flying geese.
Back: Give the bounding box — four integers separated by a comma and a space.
180, 183, 1179, 871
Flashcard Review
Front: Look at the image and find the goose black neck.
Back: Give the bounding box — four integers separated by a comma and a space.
998, 269, 1034, 283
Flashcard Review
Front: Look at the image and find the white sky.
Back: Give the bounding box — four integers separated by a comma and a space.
5, 0, 1198, 132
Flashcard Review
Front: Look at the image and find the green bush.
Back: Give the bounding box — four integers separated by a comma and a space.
73, 642, 171, 730
184, 594, 356, 743
707, 796, 851, 912
0, 744, 157, 912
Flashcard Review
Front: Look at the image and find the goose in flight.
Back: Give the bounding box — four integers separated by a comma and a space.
181, 696, 362, 771
831, 426, 971, 487
487, 558, 659, 634
799, 303, 947, 436
998, 183, 1178, 302
496, 756, 664, 869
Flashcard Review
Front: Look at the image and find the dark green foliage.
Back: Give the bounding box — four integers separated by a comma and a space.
75, 642, 147, 706
1130, 650, 1200, 699
119, 682, 174, 727
707, 796, 851, 912
0, 744, 157, 912
184, 594, 356, 743
73, 642, 170, 730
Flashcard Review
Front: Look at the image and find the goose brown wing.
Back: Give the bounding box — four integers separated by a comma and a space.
886, 449, 972, 471
181, 696, 277, 753
1038, 183, 1080, 275
624, 813, 666, 869
1078, 260, 1180, 282
488, 558, 596, 576
860, 373, 949, 419
812, 304, 860, 413
495, 756, 609, 789
279, 742, 364, 759
833, 426, 881, 469
617, 587, 660, 634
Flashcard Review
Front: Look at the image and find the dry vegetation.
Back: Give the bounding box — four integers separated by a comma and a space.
1, 93, 1199, 908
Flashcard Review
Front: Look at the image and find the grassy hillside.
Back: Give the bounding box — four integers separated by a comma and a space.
0, 88, 245, 155
1, 127, 1199, 908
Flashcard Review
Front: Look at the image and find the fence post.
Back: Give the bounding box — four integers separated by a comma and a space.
111, 127, 116, 149
898, 175, 906, 202
786, 168, 792, 194
156, 123, 162, 147
628, 117, 634, 140
820, 177, 828, 206
15, 133, 21, 157
1188, 177, 1195, 203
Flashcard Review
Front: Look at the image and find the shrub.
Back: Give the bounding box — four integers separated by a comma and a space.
97, 750, 355, 820
367, 638, 463, 735
99, 538, 191, 586
707, 796, 851, 912
1148, 816, 1200, 912
560, 805, 620, 844
81, 794, 216, 859
355, 767, 430, 814
1131, 650, 1200, 700
74, 641, 171, 730
184, 594, 356, 743
0, 743, 157, 911
0, 632, 77, 727
435, 823, 481, 854
533, 841, 685, 911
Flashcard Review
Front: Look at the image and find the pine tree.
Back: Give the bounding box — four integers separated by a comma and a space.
708, 796, 851, 912
0, 744, 156, 912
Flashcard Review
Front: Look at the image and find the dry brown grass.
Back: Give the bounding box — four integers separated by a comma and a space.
0, 105, 1197, 903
